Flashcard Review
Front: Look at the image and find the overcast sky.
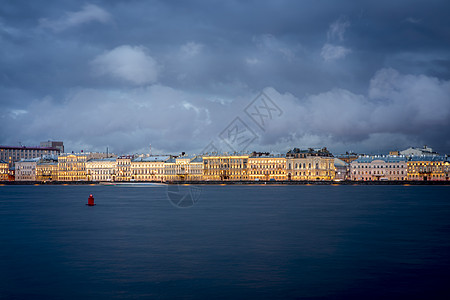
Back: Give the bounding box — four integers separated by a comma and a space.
1, 0, 449, 155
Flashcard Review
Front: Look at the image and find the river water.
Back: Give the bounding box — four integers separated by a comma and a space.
0, 184, 449, 299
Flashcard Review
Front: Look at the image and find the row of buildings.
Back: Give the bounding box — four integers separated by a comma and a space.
2, 145, 449, 182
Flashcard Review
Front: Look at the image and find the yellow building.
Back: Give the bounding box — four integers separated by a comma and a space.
202, 154, 249, 181
58, 153, 88, 181
187, 156, 203, 181
407, 156, 449, 181
286, 148, 335, 180
163, 157, 177, 181
248, 153, 286, 181
36, 158, 58, 181
162, 156, 203, 182
0, 160, 8, 181
131, 156, 168, 181
86, 158, 117, 182
116, 156, 133, 181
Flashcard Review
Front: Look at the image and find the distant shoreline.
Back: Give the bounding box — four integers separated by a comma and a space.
1, 180, 449, 186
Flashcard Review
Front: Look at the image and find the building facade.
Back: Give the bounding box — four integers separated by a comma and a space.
86, 158, 117, 182
15, 158, 39, 181
202, 154, 249, 181
248, 154, 286, 181
188, 156, 204, 181
334, 158, 349, 181
407, 156, 449, 181
350, 156, 407, 181
1, 144, 61, 168
58, 154, 88, 181
400, 146, 438, 157
286, 148, 335, 181
131, 156, 168, 181
0, 160, 8, 181
116, 156, 133, 181
36, 157, 58, 181
40, 141, 64, 153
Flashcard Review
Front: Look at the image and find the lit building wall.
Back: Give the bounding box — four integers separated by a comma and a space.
131, 156, 168, 181
0, 160, 8, 181
285, 147, 335, 181
15, 159, 39, 181
163, 158, 177, 181
36, 160, 58, 181
86, 158, 117, 182
116, 156, 132, 181
187, 157, 203, 181
202, 155, 249, 181
248, 155, 286, 181
407, 157, 449, 181
350, 156, 407, 181
57, 154, 88, 181
286, 156, 335, 180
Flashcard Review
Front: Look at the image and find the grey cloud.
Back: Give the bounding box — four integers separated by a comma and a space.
327, 17, 350, 42
91, 45, 159, 85
1, 0, 450, 154
39, 4, 112, 32
321, 44, 352, 61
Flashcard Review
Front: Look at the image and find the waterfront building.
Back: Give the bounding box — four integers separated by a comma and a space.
15, 158, 40, 181
36, 157, 58, 181
174, 156, 192, 181
334, 158, 349, 181
188, 156, 204, 181
116, 156, 133, 181
57, 153, 88, 181
400, 145, 438, 157
1, 160, 10, 181
86, 158, 117, 182
286, 148, 335, 181
0, 142, 62, 168
162, 155, 204, 181
202, 154, 249, 181
131, 156, 169, 181
350, 156, 407, 181
248, 153, 286, 181
407, 156, 449, 181
163, 157, 177, 181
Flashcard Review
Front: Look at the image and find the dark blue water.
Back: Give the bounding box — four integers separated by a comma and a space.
0, 185, 449, 299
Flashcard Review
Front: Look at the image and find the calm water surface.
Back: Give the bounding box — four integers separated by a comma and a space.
0, 185, 449, 299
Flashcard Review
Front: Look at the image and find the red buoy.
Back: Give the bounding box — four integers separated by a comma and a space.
87, 194, 95, 206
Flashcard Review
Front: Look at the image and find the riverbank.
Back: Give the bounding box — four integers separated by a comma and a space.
1, 180, 449, 186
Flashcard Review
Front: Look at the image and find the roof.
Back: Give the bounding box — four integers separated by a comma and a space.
16, 157, 41, 163
0, 145, 61, 151
353, 156, 407, 163
165, 157, 176, 163
249, 153, 285, 158
409, 156, 448, 162
132, 156, 170, 162
88, 157, 117, 162
334, 158, 348, 167
37, 161, 58, 166
190, 156, 203, 163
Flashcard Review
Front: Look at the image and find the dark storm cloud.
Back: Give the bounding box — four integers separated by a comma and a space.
1, 0, 449, 154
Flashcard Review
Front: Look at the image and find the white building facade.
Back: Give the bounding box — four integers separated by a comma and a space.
350, 156, 407, 181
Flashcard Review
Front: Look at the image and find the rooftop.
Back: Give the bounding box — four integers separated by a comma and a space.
353, 156, 408, 163
132, 156, 170, 162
